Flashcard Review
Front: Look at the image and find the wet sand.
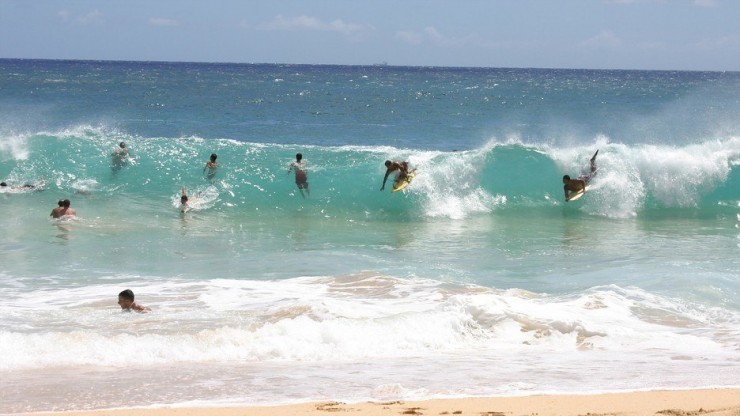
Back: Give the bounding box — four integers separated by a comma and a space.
24, 388, 740, 416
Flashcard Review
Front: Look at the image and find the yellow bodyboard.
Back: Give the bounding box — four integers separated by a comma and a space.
392, 170, 416, 192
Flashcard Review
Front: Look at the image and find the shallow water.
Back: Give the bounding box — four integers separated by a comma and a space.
0, 60, 738, 413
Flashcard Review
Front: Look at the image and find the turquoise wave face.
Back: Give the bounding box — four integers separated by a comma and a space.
1, 127, 738, 220
3, 62, 740, 413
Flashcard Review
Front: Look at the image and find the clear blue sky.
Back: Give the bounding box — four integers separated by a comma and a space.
1, 0, 739, 71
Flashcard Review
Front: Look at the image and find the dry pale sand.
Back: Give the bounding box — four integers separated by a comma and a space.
24, 388, 740, 416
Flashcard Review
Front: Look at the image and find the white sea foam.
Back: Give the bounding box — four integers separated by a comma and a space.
548, 137, 740, 217
172, 185, 219, 211
3, 64, 740, 413
1, 275, 736, 371
0, 132, 30, 161
406, 147, 507, 219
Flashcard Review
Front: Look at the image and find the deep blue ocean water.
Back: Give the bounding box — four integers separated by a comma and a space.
0, 59, 738, 413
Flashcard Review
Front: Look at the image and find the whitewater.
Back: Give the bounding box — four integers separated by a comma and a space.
0, 60, 738, 413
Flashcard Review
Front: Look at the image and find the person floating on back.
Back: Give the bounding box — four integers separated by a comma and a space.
287, 153, 309, 198
380, 160, 409, 191
118, 289, 151, 313
563, 150, 598, 202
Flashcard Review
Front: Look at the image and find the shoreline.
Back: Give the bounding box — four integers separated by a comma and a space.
22, 388, 740, 416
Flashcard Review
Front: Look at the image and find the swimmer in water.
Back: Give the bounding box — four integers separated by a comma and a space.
287, 153, 309, 198
204, 153, 218, 180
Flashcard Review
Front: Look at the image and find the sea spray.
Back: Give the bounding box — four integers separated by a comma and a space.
2, 129, 738, 219
1, 60, 739, 413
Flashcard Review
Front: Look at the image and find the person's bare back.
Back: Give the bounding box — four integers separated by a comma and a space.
51, 199, 76, 218
563, 150, 598, 201
50, 207, 63, 218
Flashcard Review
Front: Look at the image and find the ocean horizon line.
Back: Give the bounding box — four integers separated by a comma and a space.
0, 56, 735, 74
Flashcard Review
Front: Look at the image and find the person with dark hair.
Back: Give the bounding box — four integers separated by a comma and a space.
50, 199, 76, 218
204, 153, 218, 179
112, 142, 129, 168
563, 150, 598, 201
2, 181, 38, 191
61, 199, 76, 217
118, 142, 128, 154
380, 160, 409, 191
50, 200, 64, 218
287, 153, 309, 198
117, 289, 150, 313
180, 187, 190, 212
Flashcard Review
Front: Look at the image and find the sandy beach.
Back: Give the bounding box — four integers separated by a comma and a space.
3, 61, 740, 416
24, 389, 740, 416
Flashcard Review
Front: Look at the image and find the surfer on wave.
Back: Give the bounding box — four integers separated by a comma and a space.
563, 150, 598, 201
380, 160, 409, 191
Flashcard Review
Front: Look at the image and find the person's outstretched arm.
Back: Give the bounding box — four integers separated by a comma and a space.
380, 169, 391, 191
